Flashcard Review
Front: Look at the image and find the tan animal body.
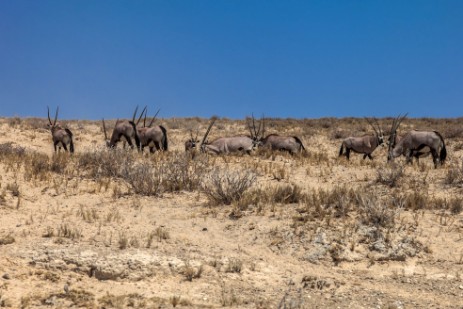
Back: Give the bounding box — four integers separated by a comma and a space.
47, 106, 74, 153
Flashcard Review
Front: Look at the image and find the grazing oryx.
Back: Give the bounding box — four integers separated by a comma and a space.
258, 118, 306, 154
199, 117, 260, 155
102, 106, 142, 149
387, 114, 447, 168
261, 134, 305, 154
185, 129, 200, 152
392, 134, 431, 163
137, 108, 168, 153
47, 106, 74, 153
338, 118, 384, 160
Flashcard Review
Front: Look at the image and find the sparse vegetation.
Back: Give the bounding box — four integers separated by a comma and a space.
444, 161, 463, 186
225, 258, 243, 273
201, 167, 257, 205
181, 261, 203, 281
0, 234, 15, 245
0, 116, 462, 308
376, 164, 403, 187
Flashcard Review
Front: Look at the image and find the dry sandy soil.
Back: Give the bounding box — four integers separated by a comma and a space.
0, 116, 462, 308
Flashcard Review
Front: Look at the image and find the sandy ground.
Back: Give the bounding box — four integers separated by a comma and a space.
0, 117, 462, 308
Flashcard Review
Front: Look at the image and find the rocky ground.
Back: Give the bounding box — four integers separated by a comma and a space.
0, 116, 462, 308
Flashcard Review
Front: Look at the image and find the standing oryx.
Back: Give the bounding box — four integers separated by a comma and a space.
258, 118, 306, 154
47, 106, 74, 153
387, 114, 447, 168
137, 108, 168, 153
199, 117, 260, 155
102, 106, 142, 149
338, 118, 384, 160
392, 134, 431, 163
260, 135, 306, 154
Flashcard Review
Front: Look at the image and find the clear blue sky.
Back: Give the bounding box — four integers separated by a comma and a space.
1, 1, 462, 119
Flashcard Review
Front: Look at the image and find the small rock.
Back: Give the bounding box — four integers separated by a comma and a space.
459, 285, 463, 290
2, 273, 10, 280
202, 228, 208, 231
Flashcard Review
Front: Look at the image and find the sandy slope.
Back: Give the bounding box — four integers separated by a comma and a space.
0, 117, 462, 308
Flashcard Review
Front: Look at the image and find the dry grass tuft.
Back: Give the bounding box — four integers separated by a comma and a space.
376, 164, 403, 187
201, 167, 257, 206
358, 194, 400, 228
444, 161, 463, 186
225, 258, 243, 273
0, 233, 15, 245
181, 262, 203, 281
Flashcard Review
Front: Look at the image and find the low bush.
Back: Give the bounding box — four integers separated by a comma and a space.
201, 167, 257, 205
376, 164, 403, 187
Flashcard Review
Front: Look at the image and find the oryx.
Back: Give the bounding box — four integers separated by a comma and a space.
199, 117, 260, 155
260, 134, 306, 154
185, 129, 200, 152
258, 117, 305, 154
47, 106, 74, 153
102, 106, 142, 149
387, 114, 447, 168
137, 108, 168, 153
392, 134, 431, 163
338, 118, 384, 160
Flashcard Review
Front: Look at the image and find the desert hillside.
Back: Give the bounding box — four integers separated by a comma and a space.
0, 116, 462, 308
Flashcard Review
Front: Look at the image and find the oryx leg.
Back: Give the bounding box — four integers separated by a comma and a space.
62, 143, 68, 152
431, 148, 439, 168
367, 154, 373, 160
345, 148, 351, 160
405, 149, 413, 164
124, 135, 134, 149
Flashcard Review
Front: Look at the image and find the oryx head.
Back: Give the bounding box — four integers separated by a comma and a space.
387, 113, 408, 161
185, 128, 200, 151
246, 113, 264, 148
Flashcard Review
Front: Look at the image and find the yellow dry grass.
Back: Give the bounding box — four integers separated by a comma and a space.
0, 116, 462, 308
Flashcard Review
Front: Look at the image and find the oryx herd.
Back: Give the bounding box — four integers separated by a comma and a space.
339, 114, 447, 168
45, 107, 448, 168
